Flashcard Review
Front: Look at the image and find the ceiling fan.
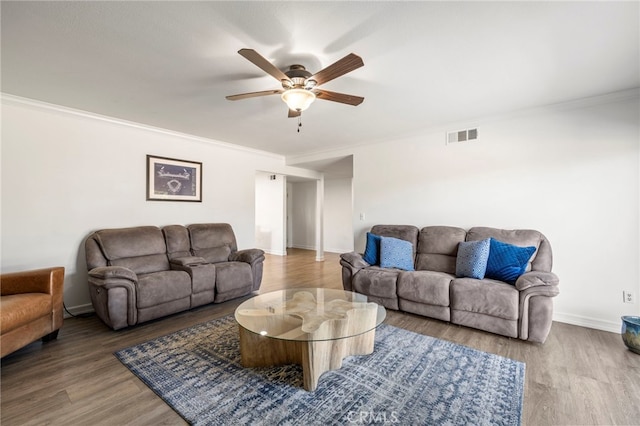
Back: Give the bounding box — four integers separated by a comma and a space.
226, 48, 364, 118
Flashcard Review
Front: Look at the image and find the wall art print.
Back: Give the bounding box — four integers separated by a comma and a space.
147, 155, 202, 202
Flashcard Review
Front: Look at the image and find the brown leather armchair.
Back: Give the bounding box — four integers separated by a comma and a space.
1, 267, 65, 357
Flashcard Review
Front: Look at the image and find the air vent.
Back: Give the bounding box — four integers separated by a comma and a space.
446, 127, 478, 144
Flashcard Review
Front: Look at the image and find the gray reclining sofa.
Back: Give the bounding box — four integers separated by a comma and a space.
340, 225, 559, 343
85, 223, 264, 330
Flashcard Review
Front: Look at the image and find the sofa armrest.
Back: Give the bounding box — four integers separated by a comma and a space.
1, 266, 65, 296
88, 266, 137, 283
229, 248, 265, 265
340, 252, 369, 269
517, 272, 560, 343
170, 256, 207, 267
515, 271, 559, 292
88, 267, 138, 330
339, 252, 369, 292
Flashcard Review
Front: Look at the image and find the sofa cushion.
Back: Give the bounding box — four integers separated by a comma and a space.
397, 271, 453, 306
95, 226, 166, 259
111, 254, 170, 275
136, 270, 191, 309
450, 277, 519, 320
189, 223, 238, 263
416, 226, 466, 274
353, 268, 399, 299
363, 232, 381, 265
369, 225, 419, 257
380, 237, 415, 271
418, 226, 466, 256
485, 238, 536, 284
163, 225, 192, 259
94, 226, 170, 274
456, 238, 490, 279
94, 226, 169, 274
195, 246, 232, 263
189, 223, 238, 253
214, 262, 253, 294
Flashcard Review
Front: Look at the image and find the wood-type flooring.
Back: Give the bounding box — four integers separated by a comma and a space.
2, 249, 639, 425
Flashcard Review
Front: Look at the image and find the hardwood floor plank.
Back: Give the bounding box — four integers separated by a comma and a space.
2, 249, 639, 425
523, 381, 567, 426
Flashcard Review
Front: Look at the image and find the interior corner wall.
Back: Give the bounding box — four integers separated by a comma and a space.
351, 95, 640, 333
255, 172, 286, 255
324, 178, 354, 253
289, 181, 317, 250
1, 98, 289, 313
288, 178, 354, 254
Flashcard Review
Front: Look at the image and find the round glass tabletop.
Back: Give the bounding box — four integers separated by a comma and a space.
234, 288, 386, 342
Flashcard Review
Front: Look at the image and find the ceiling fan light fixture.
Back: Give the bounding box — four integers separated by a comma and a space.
281, 88, 316, 112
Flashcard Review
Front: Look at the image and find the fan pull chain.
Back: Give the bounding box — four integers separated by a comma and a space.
297, 115, 302, 133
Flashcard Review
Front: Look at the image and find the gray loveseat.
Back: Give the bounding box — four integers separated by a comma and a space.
340, 225, 559, 343
85, 223, 264, 330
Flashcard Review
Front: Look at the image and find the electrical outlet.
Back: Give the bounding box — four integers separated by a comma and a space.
623, 291, 635, 304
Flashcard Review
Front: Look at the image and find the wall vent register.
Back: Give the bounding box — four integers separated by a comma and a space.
447, 127, 478, 144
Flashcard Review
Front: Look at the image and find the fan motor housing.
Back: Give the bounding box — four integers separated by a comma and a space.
282, 65, 316, 89
286, 64, 312, 79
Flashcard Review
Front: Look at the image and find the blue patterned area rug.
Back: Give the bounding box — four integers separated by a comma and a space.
115, 315, 525, 425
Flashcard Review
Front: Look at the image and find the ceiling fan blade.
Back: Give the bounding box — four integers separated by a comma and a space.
238, 48, 290, 83
288, 109, 301, 118
310, 53, 364, 86
226, 89, 282, 101
314, 89, 364, 106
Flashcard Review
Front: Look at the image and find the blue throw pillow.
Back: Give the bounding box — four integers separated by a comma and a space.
456, 238, 491, 279
485, 238, 536, 284
380, 236, 415, 271
363, 232, 381, 265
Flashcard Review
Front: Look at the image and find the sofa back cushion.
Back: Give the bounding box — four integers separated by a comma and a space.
188, 223, 237, 263
466, 227, 552, 272
162, 225, 192, 260
416, 226, 467, 274
369, 225, 419, 259
90, 226, 170, 274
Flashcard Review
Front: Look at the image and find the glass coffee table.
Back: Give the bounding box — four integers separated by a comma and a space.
234, 288, 386, 391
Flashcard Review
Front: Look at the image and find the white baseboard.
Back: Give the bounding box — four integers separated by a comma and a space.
324, 247, 351, 254
64, 303, 94, 318
289, 244, 351, 254
290, 244, 316, 251
553, 312, 621, 334
262, 248, 287, 256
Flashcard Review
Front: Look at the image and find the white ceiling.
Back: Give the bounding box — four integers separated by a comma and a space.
2, 1, 639, 163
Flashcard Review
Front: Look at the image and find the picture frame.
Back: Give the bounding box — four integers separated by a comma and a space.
146, 155, 202, 202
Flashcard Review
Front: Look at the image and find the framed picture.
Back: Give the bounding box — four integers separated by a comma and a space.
146, 155, 202, 202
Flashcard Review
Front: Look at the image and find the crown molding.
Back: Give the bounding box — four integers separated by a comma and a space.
287, 88, 640, 164
1, 93, 284, 160
4, 88, 637, 165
